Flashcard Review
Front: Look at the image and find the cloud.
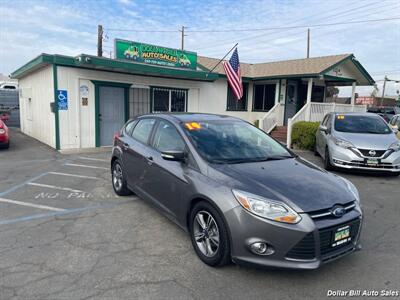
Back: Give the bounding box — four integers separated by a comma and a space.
0, 0, 399, 94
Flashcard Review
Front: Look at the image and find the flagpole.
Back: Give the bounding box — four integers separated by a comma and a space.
206, 43, 238, 77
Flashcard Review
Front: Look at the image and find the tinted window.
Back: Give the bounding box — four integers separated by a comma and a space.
227, 83, 248, 111
131, 119, 155, 144
153, 120, 185, 152
253, 84, 276, 111
182, 120, 291, 163
334, 115, 392, 134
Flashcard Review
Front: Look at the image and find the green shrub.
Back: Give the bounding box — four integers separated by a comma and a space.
291, 121, 320, 150
253, 119, 260, 128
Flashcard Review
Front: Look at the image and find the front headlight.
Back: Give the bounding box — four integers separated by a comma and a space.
232, 190, 301, 224
333, 137, 354, 149
389, 141, 400, 152
0, 129, 5, 134
342, 178, 360, 203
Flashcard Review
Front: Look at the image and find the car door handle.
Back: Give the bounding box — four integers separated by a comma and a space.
146, 156, 153, 165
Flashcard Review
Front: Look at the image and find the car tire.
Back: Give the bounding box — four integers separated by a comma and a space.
189, 201, 231, 267
111, 159, 131, 196
324, 147, 333, 171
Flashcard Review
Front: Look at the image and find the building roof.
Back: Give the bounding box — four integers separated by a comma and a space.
11, 52, 374, 84
198, 54, 351, 78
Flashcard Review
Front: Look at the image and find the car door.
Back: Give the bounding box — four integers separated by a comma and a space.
316, 114, 329, 154
319, 114, 332, 157
140, 119, 189, 217
122, 118, 156, 190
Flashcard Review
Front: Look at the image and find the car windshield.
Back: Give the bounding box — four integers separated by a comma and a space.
182, 120, 292, 164
334, 115, 392, 134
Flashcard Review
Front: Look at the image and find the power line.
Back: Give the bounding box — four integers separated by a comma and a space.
105, 16, 400, 34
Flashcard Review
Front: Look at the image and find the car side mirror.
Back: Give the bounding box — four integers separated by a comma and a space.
393, 127, 399, 134
161, 150, 186, 162
319, 125, 328, 133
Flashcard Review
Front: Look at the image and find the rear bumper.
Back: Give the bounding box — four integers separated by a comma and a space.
226, 205, 363, 270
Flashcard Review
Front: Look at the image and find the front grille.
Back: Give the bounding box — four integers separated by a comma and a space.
309, 201, 356, 220
285, 217, 361, 261
286, 233, 316, 260
357, 149, 386, 157
319, 218, 361, 258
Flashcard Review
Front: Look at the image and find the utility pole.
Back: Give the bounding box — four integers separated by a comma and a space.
180, 26, 186, 50
380, 76, 387, 106
306, 28, 310, 58
97, 25, 103, 57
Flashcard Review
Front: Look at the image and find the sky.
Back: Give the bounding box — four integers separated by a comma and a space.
0, 0, 399, 97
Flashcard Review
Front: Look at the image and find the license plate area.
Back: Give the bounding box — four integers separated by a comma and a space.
332, 225, 351, 247
365, 158, 379, 166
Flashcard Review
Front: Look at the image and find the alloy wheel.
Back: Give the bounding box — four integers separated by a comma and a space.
113, 163, 123, 191
193, 211, 220, 257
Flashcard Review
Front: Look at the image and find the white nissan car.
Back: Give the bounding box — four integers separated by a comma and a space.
315, 112, 400, 175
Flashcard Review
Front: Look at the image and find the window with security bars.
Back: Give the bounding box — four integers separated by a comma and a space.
226, 82, 248, 111
129, 88, 150, 118
152, 87, 187, 113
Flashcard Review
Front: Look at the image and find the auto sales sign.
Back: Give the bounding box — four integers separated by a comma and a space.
115, 39, 197, 70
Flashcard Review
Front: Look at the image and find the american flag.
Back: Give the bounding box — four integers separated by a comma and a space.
223, 48, 243, 100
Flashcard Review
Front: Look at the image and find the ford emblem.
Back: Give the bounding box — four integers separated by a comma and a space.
331, 206, 346, 218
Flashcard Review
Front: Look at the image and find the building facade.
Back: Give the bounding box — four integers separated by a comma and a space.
11, 43, 374, 150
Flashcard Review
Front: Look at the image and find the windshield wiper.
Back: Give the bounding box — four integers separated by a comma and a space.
263, 155, 293, 161
214, 155, 293, 164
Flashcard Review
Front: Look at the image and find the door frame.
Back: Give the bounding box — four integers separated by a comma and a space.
91, 80, 131, 147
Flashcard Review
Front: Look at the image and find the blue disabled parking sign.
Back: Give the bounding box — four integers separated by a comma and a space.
57, 90, 68, 110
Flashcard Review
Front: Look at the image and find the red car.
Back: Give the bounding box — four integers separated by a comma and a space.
0, 119, 9, 149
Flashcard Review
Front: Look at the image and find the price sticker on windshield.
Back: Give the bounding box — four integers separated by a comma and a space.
185, 122, 202, 130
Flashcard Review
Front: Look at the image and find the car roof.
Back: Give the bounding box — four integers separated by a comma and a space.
137, 113, 242, 123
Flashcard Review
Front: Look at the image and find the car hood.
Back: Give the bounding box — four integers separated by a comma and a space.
209, 157, 354, 213
334, 131, 396, 150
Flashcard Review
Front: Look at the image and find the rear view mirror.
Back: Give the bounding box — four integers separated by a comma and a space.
319, 125, 328, 133
161, 150, 186, 162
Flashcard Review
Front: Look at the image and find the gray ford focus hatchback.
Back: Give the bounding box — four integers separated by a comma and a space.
111, 113, 362, 269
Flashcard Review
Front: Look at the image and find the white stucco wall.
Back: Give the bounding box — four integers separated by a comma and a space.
18, 65, 56, 148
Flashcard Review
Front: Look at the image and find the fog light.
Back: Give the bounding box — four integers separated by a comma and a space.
250, 242, 274, 255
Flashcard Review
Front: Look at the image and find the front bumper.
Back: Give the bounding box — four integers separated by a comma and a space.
330, 145, 400, 173
225, 205, 362, 270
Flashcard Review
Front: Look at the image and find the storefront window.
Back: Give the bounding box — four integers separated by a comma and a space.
253, 84, 276, 111
226, 83, 248, 111
152, 87, 187, 113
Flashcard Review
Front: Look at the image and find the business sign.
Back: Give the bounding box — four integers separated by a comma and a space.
57, 90, 68, 110
115, 39, 197, 70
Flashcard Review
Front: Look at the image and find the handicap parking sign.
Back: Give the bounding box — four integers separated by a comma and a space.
57, 90, 68, 110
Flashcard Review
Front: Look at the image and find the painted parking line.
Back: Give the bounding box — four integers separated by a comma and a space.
65, 163, 108, 170
48, 171, 100, 180
78, 156, 109, 162
0, 172, 49, 198
27, 182, 83, 193
0, 197, 66, 212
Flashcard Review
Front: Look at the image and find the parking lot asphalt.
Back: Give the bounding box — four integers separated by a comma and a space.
0, 129, 399, 300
